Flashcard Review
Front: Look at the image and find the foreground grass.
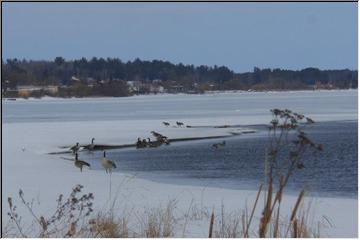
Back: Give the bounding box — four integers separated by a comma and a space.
4, 184, 327, 238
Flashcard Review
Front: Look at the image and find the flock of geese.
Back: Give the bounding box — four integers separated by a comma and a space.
162, 121, 185, 127
136, 131, 170, 148
68, 122, 227, 173
69, 138, 117, 173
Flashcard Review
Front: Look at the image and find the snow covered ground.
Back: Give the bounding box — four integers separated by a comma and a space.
2, 90, 358, 237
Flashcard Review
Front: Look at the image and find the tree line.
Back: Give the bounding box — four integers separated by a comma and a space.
2, 57, 357, 97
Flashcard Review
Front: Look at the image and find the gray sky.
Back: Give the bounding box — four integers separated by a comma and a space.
2, 2, 358, 72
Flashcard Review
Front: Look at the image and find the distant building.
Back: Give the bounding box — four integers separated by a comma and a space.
17, 86, 42, 97
16, 85, 59, 97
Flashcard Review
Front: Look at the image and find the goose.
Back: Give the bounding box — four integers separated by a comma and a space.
70, 142, 80, 154
102, 151, 117, 173
163, 139, 170, 145
151, 131, 169, 143
85, 138, 95, 151
155, 134, 165, 140
136, 137, 142, 148
136, 138, 147, 148
142, 139, 148, 147
151, 131, 162, 138
176, 121, 184, 127
74, 153, 91, 172
161, 137, 170, 145
147, 138, 162, 148
157, 135, 170, 145
212, 140, 226, 149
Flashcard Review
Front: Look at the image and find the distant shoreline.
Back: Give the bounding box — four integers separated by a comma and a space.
2, 88, 357, 101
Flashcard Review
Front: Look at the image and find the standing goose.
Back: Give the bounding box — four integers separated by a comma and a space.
176, 121, 184, 127
74, 153, 91, 172
85, 138, 95, 151
70, 142, 80, 154
102, 151, 117, 173
136, 137, 142, 148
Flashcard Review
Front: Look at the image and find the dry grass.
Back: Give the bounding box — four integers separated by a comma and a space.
138, 200, 176, 238
213, 207, 242, 238
88, 213, 129, 238
4, 183, 325, 238
206, 187, 322, 238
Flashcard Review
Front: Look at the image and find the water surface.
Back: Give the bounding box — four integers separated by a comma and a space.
86, 121, 357, 198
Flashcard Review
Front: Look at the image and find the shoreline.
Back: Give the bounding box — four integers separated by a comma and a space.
2, 88, 357, 101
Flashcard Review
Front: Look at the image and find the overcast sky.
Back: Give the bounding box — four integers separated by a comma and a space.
2, 2, 358, 72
